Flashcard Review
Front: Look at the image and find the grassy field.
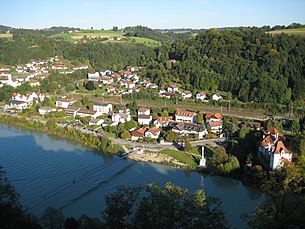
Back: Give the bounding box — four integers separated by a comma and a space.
160, 149, 197, 167
268, 28, 305, 37
0, 33, 13, 40
52, 30, 161, 46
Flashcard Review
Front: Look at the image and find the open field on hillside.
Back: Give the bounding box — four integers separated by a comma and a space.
52, 30, 125, 41
53, 29, 161, 46
0, 33, 13, 38
268, 28, 305, 37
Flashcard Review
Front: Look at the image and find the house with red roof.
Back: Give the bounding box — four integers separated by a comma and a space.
131, 128, 147, 141
258, 127, 292, 170
153, 116, 173, 128
175, 109, 197, 123
145, 127, 161, 139
205, 113, 223, 122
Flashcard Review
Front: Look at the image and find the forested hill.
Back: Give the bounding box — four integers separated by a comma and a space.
123, 25, 192, 42
152, 28, 305, 102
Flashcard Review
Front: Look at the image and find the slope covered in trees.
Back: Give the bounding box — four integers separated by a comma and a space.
153, 28, 305, 103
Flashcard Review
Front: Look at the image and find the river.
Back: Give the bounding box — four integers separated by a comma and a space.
0, 123, 264, 228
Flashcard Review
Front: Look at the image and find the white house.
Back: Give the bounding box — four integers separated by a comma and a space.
172, 122, 208, 139
38, 107, 56, 115
99, 69, 113, 76
0, 66, 10, 71
29, 80, 40, 87
112, 113, 131, 123
153, 116, 173, 128
5, 100, 28, 110
145, 127, 160, 139
212, 93, 222, 101
100, 76, 113, 85
0, 74, 21, 87
180, 91, 192, 99
138, 108, 150, 116
51, 64, 67, 70
55, 98, 76, 108
207, 121, 223, 134
196, 92, 206, 101
64, 107, 81, 117
205, 113, 223, 122
77, 109, 100, 119
106, 86, 116, 93
89, 119, 104, 126
175, 109, 197, 123
258, 127, 292, 170
167, 85, 179, 93
87, 72, 100, 81
93, 103, 112, 114
138, 115, 152, 125
131, 128, 146, 141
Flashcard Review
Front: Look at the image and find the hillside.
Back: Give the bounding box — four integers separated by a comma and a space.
0, 25, 11, 33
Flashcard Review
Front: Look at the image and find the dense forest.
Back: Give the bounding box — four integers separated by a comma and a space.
149, 28, 305, 102
0, 25, 305, 104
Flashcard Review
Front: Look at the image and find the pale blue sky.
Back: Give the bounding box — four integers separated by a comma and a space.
1, 0, 305, 29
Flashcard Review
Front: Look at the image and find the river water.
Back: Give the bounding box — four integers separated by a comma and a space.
0, 123, 264, 228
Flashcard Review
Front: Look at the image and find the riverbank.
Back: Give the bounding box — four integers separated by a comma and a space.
0, 114, 257, 188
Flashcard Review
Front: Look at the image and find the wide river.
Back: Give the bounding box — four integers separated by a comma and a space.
0, 123, 264, 228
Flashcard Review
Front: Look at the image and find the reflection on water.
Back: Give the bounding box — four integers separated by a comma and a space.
0, 123, 264, 228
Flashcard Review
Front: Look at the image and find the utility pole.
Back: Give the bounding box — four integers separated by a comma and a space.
228, 100, 230, 111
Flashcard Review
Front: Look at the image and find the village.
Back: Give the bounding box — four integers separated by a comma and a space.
0, 56, 294, 171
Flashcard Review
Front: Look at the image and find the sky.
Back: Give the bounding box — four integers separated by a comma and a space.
1, 0, 305, 29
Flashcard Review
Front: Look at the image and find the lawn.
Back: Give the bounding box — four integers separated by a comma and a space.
160, 149, 197, 167
268, 28, 305, 37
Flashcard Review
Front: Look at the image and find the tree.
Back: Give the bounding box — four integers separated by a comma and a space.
243, 164, 305, 228
197, 111, 204, 124
102, 182, 228, 228
184, 139, 192, 153
163, 130, 178, 142
120, 130, 131, 140
112, 26, 118, 32
127, 101, 138, 115
0, 168, 41, 229
85, 81, 96, 90
291, 120, 300, 133
40, 207, 65, 229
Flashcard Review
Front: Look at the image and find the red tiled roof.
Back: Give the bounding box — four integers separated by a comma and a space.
260, 135, 276, 147
267, 127, 279, 134
209, 121, 223, 127
146, 127, 160, 136
131, 128, 146, 137
274, 140, 291, 154
175, 109, 195, 117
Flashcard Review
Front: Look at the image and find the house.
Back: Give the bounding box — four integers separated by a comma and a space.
93, 103, 112, 114
64, 107, 81, 117
149, 83, 158, 89
0, 74, 21, 88
175, 109, 197, 123
212, 93, 222, 101
99, 69, 113, 76
258, 127, 292, 170
112, 112, 131, 123
138, 108, 150, 116
38, 107, 56, 115
106, 86, 116, 93
196, 92, 206, 101
12, 93, 27, 102
131, 128, 147, 141
172, 122, 208, 139
102, 121, 118, 127
100, 76, 113, 85
119, 107, 130, 114
51, 64, 67, 70
87, 72, 100, 81
77, 109, 100, 119
5, 100, 28, 110
89, 119, 104, 126
181, 91, 192, 99
205, 113, 223, 122
160, 92, 175, 99
126, 81, 136, 89
167, 85, 179, 93
154, 116, 173, 128
138, 115, 152, 125
145, 127, 161, 139
0, 66, 10, 71
29, 80, 40, 87
207, 121, 223, 134
112, 74, 122, 82
55, 98, 76, 108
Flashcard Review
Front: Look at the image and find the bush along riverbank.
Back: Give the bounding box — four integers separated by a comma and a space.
0, 114, 125, 155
